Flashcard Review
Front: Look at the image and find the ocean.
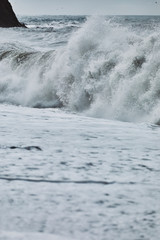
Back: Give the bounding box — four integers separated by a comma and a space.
0, 15, 160, 240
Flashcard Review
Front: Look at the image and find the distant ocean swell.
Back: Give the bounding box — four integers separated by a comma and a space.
1, 16, 160, 124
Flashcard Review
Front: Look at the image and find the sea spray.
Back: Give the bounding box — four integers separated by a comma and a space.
1, 16, 160, 123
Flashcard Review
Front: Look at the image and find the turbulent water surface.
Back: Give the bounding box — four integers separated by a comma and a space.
0, 15, 160, 240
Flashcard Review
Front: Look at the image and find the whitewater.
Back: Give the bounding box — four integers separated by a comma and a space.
0, 15, 160, 240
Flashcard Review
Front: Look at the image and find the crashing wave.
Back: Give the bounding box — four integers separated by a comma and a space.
1, 16, 160, 123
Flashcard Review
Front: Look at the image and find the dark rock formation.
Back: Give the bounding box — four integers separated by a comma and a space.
0, 0, 25, 27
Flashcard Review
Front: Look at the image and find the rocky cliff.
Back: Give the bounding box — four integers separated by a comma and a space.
0, 0, 25, 27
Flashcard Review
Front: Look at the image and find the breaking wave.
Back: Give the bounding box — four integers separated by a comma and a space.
1, 16, 160, 123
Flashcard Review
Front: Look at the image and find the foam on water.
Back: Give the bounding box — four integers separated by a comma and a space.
0, 104, 160, 240
0, 231, 73, 240
1, 16, 160, 123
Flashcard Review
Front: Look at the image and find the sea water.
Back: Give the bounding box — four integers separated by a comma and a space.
0, 15, 160, 240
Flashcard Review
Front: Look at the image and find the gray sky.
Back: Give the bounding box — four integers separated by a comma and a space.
10, 0, 160, 15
